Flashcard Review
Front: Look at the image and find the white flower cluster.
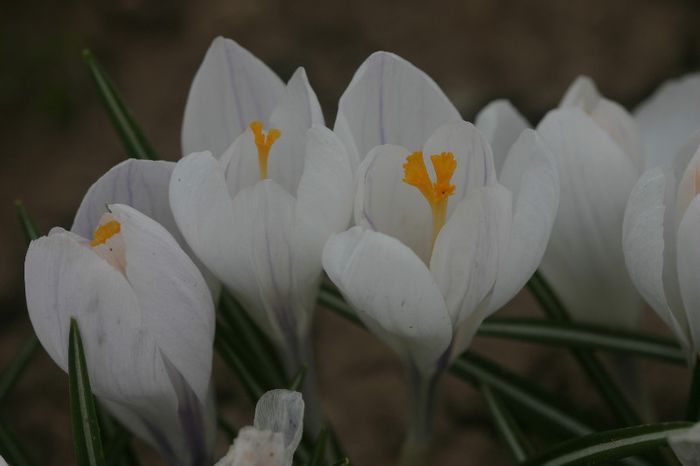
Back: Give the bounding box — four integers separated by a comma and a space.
20, 37, 700, 465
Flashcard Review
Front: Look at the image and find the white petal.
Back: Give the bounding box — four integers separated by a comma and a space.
422, 121, 497, 208
490, 130, 559, 311
475, 99, 530, 174
322, 227, 453, 376
0, 455, 7, 466
354, 144, 433, 263
670, 424, 700, 466
334, 51, 461, 169
635, 73, 700, 169
623, 168, 691, 350
291, 126, 354, 334
254, 389, 304, 463
538, 108, 642, 328
215, 427, 286, 466
268, 68, 325, 195
182, 37, 285, 158
677, 196, 700, 354
560, 75, 601, 111
108, 204, 215, 403
430, 185, 511, 325
72, 159, 221, 297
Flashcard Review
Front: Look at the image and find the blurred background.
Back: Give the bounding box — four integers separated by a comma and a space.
2, 0, 700, 464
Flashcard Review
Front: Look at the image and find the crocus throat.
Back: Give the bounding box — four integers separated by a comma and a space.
250, 121, 281, 180
90, 220, 121, 247
403, 151, 457, 249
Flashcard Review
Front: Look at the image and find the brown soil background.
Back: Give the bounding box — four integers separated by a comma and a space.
2, 0, 699, 464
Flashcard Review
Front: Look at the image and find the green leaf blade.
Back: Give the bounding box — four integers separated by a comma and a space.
68, 319, 107, 466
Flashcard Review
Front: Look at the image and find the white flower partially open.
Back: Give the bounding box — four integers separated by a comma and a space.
215, 390, 304, 466
24, 204, 216, 466
323, 114, 558, 377
170, 125, 353, 369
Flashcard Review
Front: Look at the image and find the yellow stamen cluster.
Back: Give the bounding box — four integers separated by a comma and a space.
90, 220, 121, 247
403, 151, 457, 247
250, 121, 281, 180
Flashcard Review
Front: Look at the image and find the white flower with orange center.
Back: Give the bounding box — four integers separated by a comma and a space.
24, 204, 216, 466
322, 52, 560, 463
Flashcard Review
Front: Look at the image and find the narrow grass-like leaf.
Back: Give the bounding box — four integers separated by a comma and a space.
686, 359, 700, 421
217, 415, 237, 442
82, 49, 157, 160
214, 323, 265, 401
527, 272, 642, 427
68, 319, 106, 466
14, 201, 38, 242
306, 428, 329, 466
523, 422, 691, 466
479, 318, 684, 364
0, 337, 39, 404
0, 419, 35, 466
288, 366, 307, 391
481, 383, 533, 463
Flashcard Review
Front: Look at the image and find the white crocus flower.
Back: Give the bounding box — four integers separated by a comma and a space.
182, 36, 323, 170
623, 135, 700, 358
670, 424, 700, 466
71, 158, 220, 297
215, 390, 304, 466
24, 204, 216, 466
323, 110, 558, 461
634, 73, 700, 170
478, 77, 644, 329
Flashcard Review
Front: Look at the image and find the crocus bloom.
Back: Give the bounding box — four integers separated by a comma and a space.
25, 204, 216, 466
323, 53, 559, 461
477, 77, 645, 328
71, 158, 219, 296
215, 390, 304, 466
669, 424, 700, 466
623, 134, 700, 357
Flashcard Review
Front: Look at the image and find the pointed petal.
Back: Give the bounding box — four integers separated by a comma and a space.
182, 37, 285, 158
635, 73, 700, 169
475, 99, 530, 174
322, 227, 453, 376
489, 130, 559, 311
268, 68, 325, 195
254, 389, 304, 463
624, 168, 691, 350
538, 108, 642, 328
589, 99, 645, 172
108, 204, 215, 403
72, 159, 221, 297
560, 75, 601, 111
422, 120, 497, 210
669, 423, 700, 466
334, 51, 461, 169
430, 185, 512, 330
220, 128, 261, 198
354, 144, 433, 262
677, 196, 700, 354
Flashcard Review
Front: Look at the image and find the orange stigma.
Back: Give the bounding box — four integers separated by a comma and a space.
250, 121, 281, 179
90, 220, 121, 247
403, 151, 457, 247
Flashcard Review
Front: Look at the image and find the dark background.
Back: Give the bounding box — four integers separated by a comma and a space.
1, 0, 698, 464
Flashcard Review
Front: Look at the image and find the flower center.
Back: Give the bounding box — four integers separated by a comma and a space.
90, 220, 121, 247
402, 151, 457, 248
250, 121, 281, 180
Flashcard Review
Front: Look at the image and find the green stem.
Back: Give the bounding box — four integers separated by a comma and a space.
399, 365, 438, 466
